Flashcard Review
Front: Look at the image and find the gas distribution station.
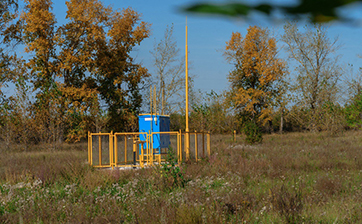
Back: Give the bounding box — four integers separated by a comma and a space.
87, 20, 211, 169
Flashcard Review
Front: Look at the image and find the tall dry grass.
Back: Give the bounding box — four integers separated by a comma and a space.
1, 131, 362, 223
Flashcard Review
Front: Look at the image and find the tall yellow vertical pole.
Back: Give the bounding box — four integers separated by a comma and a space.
162, 88, 164, 115
154, 85, 157, 116
179, 129, 182, 162
150, 86, 153, 133
90, 133, 93, 166
185, 17, 190, 161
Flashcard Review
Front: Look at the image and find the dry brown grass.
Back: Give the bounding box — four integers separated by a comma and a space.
1, 131, 362, 223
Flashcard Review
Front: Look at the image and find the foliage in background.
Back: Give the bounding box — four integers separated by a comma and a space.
243, 119, 263, 144
345, 94, 362, 129
282, 22, 342, 132
0, 0, 360, 146
190, 91, 236, 134
150, 24, 185, 115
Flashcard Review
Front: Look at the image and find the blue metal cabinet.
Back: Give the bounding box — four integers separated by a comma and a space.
138, 114, 170, 154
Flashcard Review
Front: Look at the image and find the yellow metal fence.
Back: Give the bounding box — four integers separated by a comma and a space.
88, 131, 211, 168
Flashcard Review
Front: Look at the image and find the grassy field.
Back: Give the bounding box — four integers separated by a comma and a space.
1, 130, 362, 223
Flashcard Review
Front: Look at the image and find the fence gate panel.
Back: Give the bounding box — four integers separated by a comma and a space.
151, 131, 180, 164
90, 133, 113, 168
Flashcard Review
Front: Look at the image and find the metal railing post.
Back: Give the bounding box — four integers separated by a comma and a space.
195, 131, 198, 161
202, 132, 205, 158
114, 134, 118, 167
124, 136, 127, 165
88, 131, 91, 164
207, 131, 211, 158
90, 133, 93, 166
99, 133, 102, 166
110, 131, 113, 169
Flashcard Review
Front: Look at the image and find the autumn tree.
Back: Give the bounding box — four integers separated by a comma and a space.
55, 0, 151, 134
224, 26, 287, 143
11, 0, 150, 145
282, 22, 342, 132
20, 0, 63, 145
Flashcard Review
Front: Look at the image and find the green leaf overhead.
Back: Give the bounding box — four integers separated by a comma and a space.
184, 0, 362, 23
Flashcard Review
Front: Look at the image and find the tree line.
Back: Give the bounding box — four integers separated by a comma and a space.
0, 0, 150, 149
186, 24, 361, 143
0, 0, 361, 148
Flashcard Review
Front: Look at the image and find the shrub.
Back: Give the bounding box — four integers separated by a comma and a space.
159, 147, 187, 191
243, 120, 263, 144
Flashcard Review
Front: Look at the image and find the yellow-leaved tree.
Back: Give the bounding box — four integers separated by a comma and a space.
224, 26, 287, 143
18, 0, 151, 145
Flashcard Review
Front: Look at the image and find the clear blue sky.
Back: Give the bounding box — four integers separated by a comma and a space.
47, 1, 362, 94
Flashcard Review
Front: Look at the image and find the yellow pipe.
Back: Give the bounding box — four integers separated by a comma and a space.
90, 134, 93, 166
141, 144, 144, 168
154, 85, 157, 117
185, 17, 190, 161
114, 135, 118, 166
178, 130, 181, 163
114, 132, 148, 136
90, 133, 112, 136
110, 131, 113, 168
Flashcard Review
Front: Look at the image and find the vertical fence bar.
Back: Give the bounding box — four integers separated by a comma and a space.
202, 132, 205, 158
186, 132, 190, 161
147, 131, 150, 165
133, 135, 137, 162
207, 132, 211, 158
90, 134, 93, 166
114, 134, 118, 167
195, 132, 198, 161
179, 130, 182, 163
150, 133, 153, 165
99, 134, 102, 166
184, 133, 187, 161
124, 135, 127, 164
110, 131, 113, 168
233, 130, 236, 142
133, 139, 136, 168
140, 143, 144, 168
88, 131, 90, 164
